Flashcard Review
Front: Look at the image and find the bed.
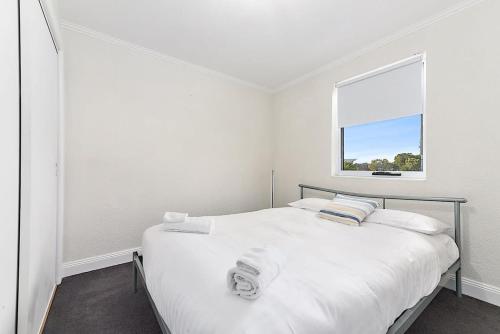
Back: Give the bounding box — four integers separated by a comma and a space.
133, 184, 466, 334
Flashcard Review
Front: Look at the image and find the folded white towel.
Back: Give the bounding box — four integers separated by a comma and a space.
227, 247, 286, 300
163, 217, 213, 234
162, 212, 188, 224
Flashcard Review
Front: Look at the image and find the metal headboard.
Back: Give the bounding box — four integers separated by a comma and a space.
298, 184, 467, 268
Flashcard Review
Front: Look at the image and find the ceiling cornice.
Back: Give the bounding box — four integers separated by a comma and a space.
60, 0, 485, 94
272, 0, 486, 93
60, 20, 273, 94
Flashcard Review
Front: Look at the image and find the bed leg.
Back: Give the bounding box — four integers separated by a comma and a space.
133, 260, 138, 293
456, 268, 462, 298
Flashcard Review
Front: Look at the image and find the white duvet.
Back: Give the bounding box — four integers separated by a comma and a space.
142, 207, 458, 334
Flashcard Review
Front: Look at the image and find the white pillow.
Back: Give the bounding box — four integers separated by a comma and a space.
364, 209, 450, 235
288, 198, 331, 212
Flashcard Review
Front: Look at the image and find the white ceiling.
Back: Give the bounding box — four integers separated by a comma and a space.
59, 0, 471, 90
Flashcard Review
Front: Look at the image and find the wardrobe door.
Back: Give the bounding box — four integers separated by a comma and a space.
0, 1, 20, 333
18, 0, 59, 332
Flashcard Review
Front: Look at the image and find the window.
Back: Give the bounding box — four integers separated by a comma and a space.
333, 54, 425, 178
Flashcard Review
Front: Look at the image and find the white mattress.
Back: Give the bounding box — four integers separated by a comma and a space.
142, 207, 458, 334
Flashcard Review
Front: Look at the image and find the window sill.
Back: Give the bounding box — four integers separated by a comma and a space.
333, 173, 426, 181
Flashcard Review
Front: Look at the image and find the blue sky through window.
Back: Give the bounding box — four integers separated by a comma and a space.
343, 115, 422, 163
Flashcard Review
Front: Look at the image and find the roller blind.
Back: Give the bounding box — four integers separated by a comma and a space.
336, 55, 424, 128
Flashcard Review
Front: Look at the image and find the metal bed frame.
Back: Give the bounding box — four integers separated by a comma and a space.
133, 183, 467, 334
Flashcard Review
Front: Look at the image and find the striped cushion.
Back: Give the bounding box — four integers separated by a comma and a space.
335, 194, 380, 209
318, 197, 376, 226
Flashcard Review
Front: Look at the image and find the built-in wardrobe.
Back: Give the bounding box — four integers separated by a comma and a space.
0, 1, 60, 333
0, 1, 22, 332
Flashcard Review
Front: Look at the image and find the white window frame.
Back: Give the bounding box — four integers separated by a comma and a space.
332, 54, 427, 179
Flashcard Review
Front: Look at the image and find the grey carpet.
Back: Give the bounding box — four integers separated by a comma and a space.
44, 263, 500, 334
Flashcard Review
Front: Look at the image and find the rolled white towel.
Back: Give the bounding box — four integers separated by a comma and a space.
163, 217, 213, 234
227, 247, 286, 299
162, 212, 188, 224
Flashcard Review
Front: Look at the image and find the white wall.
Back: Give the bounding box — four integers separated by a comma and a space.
18, 0, 60, 332
0, 1, 20, 333
62, 27, 273, 262
273, 0, 500, 289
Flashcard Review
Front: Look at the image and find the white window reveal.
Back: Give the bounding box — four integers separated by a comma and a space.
333, 54, 426, 178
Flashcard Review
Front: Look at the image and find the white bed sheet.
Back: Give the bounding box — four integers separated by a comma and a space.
142, 207, 458, 334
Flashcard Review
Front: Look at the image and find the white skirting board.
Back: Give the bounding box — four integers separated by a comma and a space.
62, 247, 142, 278
443, 274, 500, 307
62, 248, 500, 308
